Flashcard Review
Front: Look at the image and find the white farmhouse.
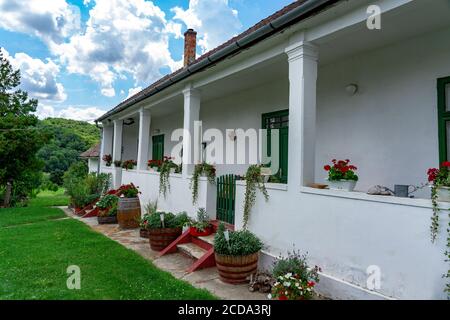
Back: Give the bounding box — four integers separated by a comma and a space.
97, 0, 450, 299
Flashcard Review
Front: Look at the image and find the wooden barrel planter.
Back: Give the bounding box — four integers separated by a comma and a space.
148, 228, 182, 251
98, 215, 118, 225
117, 197, 141, 229
140, 229, 149, 238
215, 252, 259, 284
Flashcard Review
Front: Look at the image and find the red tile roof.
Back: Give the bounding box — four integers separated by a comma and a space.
97, 0, 338, 121
80, 143, 100, 158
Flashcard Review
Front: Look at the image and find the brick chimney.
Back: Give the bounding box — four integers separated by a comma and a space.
184, 29, 197, 67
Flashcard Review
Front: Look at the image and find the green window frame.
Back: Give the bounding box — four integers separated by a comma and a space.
152, 134, 164, 161
438, 76, 450, 163
262, 109, 289, 184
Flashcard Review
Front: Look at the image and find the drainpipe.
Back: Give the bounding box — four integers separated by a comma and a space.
95, 120, 102, 175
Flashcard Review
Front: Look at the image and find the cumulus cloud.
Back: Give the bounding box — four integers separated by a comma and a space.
127, 86, 143, 99
172, 0, 242, 53
4, 49, 67, 102
51, 0, 183, 97
36, 104, 106, 122
0, 0, 80, 45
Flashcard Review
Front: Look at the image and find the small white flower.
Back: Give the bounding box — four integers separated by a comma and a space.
267, 294, 272, 300
285, 291, 288, 295
286, 273, 293, 278
295, 282, 300, 287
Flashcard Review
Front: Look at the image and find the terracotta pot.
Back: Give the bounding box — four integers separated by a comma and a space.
98, 215, 118, 225
117, 197, 141, 229
189, 226, 213, 237
148, 228, 182, 251
215, 252, 259, 284
140, 228, 149, 238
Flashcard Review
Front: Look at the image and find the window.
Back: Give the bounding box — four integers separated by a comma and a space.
262, 110, 289, 184
438, 77, 450, 162
152, 134, 164, 161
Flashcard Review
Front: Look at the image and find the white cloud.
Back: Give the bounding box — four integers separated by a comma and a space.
51, 0, 182, 97
4, 49, 67, 102
0, 0, 80, 45
36, 104, 106, 122
172, 0, 242, 53
127, 86, 143, 99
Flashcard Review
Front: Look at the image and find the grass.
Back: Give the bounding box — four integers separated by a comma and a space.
0, 194, 215, 300
28, 188, 70, 207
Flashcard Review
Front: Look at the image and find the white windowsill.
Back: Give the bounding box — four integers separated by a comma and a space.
236, 180, 288, 191
299, 186, 450, 209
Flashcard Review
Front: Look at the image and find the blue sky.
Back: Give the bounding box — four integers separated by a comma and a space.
0, 0, 293, 122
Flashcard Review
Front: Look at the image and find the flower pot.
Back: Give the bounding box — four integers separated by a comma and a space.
170, 168, 176, 174
98, 215, 118, 225
189, 226, 213, 237
148, 228, 182, 251
436, 186, 450, 202
117, 197, 141, 229
327, 179, 357, 192
140, 228, 149, 238
215, 252, 259, 284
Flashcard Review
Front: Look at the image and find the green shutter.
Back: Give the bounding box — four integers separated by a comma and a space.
438, 77, 450, 163
152, 135, 164, 161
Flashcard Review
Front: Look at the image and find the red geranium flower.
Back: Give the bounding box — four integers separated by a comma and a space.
324, 165, 331, 171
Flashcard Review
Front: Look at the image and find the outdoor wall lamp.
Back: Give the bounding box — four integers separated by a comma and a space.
124, 118, 135, 126
345, 84, 359, 96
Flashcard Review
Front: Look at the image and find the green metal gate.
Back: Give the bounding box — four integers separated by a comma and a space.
216, 174, 236, 225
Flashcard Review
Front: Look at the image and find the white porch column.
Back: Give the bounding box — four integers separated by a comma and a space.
113, 119, 123, 162
100, 124, 113, 166
285, 41, 318, 189
137, 108, 151, 170
182, 85, 201, 178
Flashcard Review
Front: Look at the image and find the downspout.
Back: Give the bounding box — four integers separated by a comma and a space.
95, 120, 102, 175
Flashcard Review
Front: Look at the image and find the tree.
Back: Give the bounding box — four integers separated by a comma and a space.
0, 48, 49, 206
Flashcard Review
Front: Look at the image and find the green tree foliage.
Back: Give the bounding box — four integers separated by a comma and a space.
0, 48, 50, 206
37, 118, 100, 185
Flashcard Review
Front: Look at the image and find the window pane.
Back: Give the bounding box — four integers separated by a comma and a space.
447, 121, 450, 160
446, 84, 450, 111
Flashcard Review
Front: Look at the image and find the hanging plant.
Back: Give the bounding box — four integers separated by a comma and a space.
243, 165, 269, 229
159, 156, 177, 198
427, 162, 450, 295
190, 163, 216, 204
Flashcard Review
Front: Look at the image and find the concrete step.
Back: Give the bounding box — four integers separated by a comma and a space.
177, 243, 207, 260
198, 234, 215, 246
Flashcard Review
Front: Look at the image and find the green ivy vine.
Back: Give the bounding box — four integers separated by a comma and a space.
190, 163, 216, 205
243, 165, 269, 229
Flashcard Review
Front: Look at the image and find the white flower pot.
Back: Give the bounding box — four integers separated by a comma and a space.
327, 179, 357, 192
170, 168, 176, 174
436, 186, 450, 202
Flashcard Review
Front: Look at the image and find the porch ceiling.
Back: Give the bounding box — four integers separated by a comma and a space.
198, 54, 288, 103
317, 0, 450, 66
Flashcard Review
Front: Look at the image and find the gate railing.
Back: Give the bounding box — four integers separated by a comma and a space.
216, 174, 237, 225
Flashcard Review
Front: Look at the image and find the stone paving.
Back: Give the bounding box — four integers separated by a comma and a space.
62, 207, 267, 300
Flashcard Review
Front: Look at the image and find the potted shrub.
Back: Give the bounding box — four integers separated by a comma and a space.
269, 250, 321, 300
427, 162, 450, 243
189, 208, 213, 237
122, 160, 137, 171
147, 212, 190, 251
139, 200, 158, 238
102, 154, 112, 167
96, 194, 119, 224
159, 156, 178, 198
190, 163, 216, 204
117, 183, 141, 229
114, 160, 122, 168
324, 159, 358, 191
147, 159, 162, 172
214, 223, 263, 284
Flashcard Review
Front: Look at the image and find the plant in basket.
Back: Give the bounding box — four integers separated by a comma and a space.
116, 184, 141, 229
214, 223, 263, 284
159, 156, 178, 198
148, 159, 162, 171
118, 183, 140, 198
189, 208, 213, 237
96, 194, 119, 224
102, 154, 112, 166
190, 163, 216, 204
139, 199, 158, 238
122, 159, 137, 170
269, 250, 321, 300
324, 159, 358, 191
147, 211, 191, 251
114, 160, 122, 168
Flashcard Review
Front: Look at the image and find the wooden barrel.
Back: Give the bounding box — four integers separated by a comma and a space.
215, 252, 259, 284
117, 197, 141, 229
148, 228, 182, 251
140, 229, 149, 239
98, 215, 118, 225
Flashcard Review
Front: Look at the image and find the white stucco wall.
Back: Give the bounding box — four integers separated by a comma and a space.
88, 158, 99, 173
122, 120, 139, 161
315, 27, 450, 197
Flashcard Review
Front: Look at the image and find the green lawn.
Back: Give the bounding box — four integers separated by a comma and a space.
0, 197, 215, 300
28, 188, 70, 207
